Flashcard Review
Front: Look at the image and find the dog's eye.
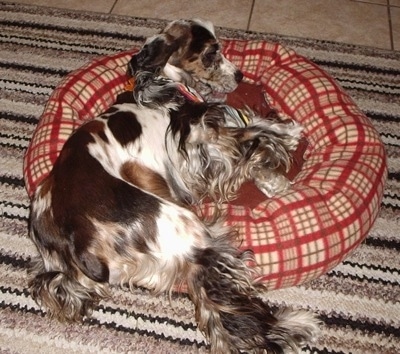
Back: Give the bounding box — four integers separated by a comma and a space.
202, 49, 218, 67
206, 49, 217, 61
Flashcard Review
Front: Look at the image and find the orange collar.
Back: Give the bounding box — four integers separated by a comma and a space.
125, 77, 135, 91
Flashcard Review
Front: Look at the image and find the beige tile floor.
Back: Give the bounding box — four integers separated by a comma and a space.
5, 0, 400, 50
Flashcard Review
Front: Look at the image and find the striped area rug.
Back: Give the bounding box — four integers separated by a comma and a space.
0, 2, 399, 353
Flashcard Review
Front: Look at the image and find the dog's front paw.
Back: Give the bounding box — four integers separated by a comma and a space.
254, 170, 293, 197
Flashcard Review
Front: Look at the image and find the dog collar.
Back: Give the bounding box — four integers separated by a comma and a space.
125, 77, 135, 91
221, 105, 250, 127
176, 83, 204, 103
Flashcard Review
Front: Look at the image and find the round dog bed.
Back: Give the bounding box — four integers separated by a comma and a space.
23, 39, 387, 290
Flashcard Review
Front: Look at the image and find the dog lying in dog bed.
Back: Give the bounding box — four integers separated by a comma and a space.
23, 19, 386, 353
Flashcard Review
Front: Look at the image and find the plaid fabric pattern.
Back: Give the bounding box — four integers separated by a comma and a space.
23, 49, 137, 197
23, 40, 387, 290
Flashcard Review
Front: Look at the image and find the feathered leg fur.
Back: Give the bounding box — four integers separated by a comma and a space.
187, 227, 318, 354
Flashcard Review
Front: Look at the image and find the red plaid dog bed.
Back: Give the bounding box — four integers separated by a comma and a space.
23, 39, 387, 290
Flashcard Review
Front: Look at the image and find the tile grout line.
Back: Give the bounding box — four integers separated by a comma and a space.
387, 1, 395, 50
109, 0, 119, 14
246, 0, 255, 31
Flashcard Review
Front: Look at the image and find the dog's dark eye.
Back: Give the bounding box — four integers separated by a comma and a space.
202, 47, 219, 67
206, 50, 217, 61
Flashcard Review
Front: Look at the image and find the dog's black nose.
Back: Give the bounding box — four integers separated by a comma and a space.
235, 70, 244, 83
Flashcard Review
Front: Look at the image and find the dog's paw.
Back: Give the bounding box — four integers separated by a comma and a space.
284, 120, 303, 153
254, 171, 293, 197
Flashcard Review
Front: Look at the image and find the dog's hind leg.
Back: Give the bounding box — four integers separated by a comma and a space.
28, 181, 111, 322
185, 222, 319, 353
96, 198, 318, 353
29, 217, 110, 321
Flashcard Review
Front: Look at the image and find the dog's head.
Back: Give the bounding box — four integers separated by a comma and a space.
128, 19, 243, 102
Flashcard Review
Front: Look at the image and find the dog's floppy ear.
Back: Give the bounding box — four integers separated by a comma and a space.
128, 35, 180, 76
128, 20, 192, 77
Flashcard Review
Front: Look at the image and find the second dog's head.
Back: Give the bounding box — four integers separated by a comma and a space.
128, 19, 243, 102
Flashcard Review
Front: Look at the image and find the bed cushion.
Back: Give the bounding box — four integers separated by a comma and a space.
23, 39, 387, 290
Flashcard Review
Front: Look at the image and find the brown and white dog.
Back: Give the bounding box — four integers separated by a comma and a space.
29, 19, 318, 353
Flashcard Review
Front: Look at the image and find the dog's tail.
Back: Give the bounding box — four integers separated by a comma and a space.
187, 227, 319, 353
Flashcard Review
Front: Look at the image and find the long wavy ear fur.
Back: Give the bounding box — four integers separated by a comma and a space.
128, 36, 179, 76
127, 20, 192, 77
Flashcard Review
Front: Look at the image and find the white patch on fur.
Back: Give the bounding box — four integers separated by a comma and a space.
252, 117, 303, 142
87, 104, 178, 183
163, 63, 186, 82
32, 184, 52, 216
154, 203, 208, 259
98, 201, 209, 293
218, 56, 241, 91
